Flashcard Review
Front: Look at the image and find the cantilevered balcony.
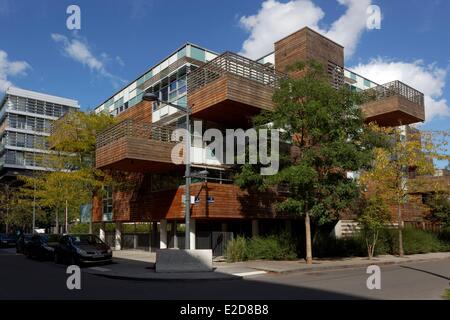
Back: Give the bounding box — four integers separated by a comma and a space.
96, 120, 180, 172
361, 81, 425, 126
187, 52, 285, 127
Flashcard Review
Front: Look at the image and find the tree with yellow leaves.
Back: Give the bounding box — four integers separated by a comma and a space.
360, 126, 449, 256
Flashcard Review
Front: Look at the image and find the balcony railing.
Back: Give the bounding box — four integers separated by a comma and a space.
364, 80, 425, 107
96, 119, 175, 149
188, 51, 286, 94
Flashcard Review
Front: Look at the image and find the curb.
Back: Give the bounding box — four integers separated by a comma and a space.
251, 255, 450, 275
85, 271, 243, 282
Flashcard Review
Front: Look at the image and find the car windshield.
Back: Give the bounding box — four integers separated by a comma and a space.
70, 235, 103, 245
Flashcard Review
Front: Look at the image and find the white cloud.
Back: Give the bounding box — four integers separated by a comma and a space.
51, 33, 126, 87
239, 0, 372, 59
0, 50, 31, 92
350, 58, 450, 122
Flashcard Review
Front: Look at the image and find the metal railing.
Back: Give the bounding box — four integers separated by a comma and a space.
188, 51, 286, 93
96, 119, 175, 148
364, 80, 424, 107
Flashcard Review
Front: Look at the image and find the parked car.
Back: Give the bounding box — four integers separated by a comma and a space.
16, 234, 33, 254
54, 234, 112, 266
26, 234, 61, 260
0, 233, 17, 247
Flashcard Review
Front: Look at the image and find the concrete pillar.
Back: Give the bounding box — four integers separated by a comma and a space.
151, 222, 158, 252
173, 221, 178, 249
252, 219, 259, 238
160, 219, 167, 249
114, 222, 122, 251
189, 219, 196, 250
99, 222, 106, 242
133, 235, 138, 249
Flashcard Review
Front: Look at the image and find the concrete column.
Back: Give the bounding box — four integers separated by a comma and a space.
114, 222, 122, 251
221, 222, 228, 233
99, 222, 106, 242
160, 219, 167, 249
151, 222, 158, 252
189, 219, 196, 250
172, 221, 178, 249
252, 219, 259, 238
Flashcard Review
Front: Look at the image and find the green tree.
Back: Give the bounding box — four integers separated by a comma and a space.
425, 193, 450, 228
235, 60, 381, 264
48, 110, 118, 231
357, 196, 391, 259
360, 128, 449, 256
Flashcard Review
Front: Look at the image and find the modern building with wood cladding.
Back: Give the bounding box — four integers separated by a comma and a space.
93, 27, 427, 253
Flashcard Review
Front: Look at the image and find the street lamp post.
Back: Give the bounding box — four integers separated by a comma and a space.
142, 92, 192, 249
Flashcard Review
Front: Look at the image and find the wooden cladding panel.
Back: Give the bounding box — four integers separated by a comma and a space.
362, 95, 425, 126
116, 100, 152, 123
109, 182, 285, 222
96, 136, 178, 171
188, 74, 275, 125
275, 27, 344, 78
226, 74, 274, 111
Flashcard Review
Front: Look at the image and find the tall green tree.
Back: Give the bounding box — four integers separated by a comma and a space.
235, 60, 381, 264
47, 110, 118, 231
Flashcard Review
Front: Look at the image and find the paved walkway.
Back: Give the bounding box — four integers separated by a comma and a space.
83, 250, 450, 281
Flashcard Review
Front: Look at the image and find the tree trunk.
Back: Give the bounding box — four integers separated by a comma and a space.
305, 212, 313, 265
397, 203, 404, 257
55, 209, 59, 234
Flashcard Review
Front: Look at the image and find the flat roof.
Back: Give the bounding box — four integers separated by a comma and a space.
4, 86, 79, 108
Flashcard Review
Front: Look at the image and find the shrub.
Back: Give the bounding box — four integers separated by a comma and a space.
246, 233, 297, 261
401, 227, 443, 254
69, 223, 90, 234
225, 236, 247, 262
225, 232, 297, 262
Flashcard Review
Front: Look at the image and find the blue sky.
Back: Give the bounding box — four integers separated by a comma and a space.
0, 0, 449, 134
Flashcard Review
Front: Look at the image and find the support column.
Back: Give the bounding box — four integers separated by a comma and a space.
173, 221, 178, 249
189, 219, 196, 250
114, 222, 122, 251
221, 222, 228, 232
252, 219, 259, 238
160, 219, 167, 249
99, 222, 106, 242
133, 223, 138, 249
151, 222, 158, 252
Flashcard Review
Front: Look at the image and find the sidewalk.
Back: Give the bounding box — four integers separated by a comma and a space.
83, 250, 450, 281
216, 252, 450, 275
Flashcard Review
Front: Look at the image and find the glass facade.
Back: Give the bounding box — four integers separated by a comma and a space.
94, 44, 217, 117
0, 89, 79, 171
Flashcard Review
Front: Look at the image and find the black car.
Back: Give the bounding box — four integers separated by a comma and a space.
54, 234, 112, 266
0, 233, 17, 247
26, 234, 61, 260
16, 234, 33, 254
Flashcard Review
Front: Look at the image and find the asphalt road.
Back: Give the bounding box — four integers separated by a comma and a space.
0, 248, 449, 300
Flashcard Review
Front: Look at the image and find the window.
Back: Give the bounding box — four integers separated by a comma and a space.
364, 79, 371, 87
350, 72, 357, 80
102, 186, 113, 221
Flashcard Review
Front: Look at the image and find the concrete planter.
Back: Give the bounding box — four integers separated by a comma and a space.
155, 249, 213, 273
